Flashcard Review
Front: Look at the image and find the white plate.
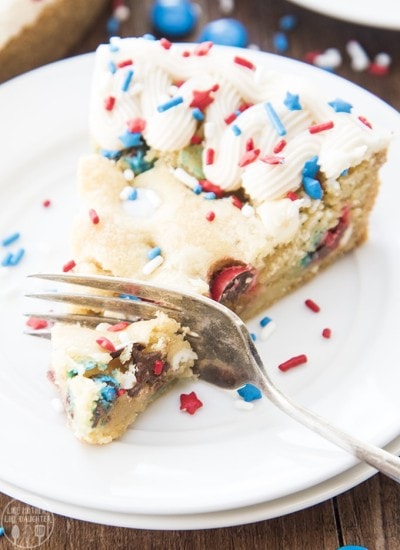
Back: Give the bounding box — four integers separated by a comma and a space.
287, 0, 400, 29
0, 51, 400, 529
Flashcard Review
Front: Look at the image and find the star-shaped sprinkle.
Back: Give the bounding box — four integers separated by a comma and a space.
284, 92, 302, 110
180, 391, 203, 415
328, 98, 353, 113
189, 85, 219, 111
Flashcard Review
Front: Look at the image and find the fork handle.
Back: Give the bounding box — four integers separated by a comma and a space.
262, 379, 400, 482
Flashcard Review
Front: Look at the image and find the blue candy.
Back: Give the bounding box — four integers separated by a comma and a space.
150, 0, 198, 37
198, 18, 249, 48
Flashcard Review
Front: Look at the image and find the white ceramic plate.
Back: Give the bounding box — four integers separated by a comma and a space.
287, 0, 400, 29
0, 51, 400, 529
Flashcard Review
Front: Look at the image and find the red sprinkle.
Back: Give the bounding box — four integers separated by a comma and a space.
62, 259, 76, 273
234, 56, 255, 70
42, 199, 51, 208
273, 139, 287, 153
117, 59, 133, 68
190, 134, 202, 145
304, 50, 322, 64
194, 41, 213, 56
287, 191, 299, 201
107, 321, 130, 332
322, 328, 332, 339
26, 317, 48, 330
205, 148, 215, 165
305, 298, 320, 312
278, 354, 308, 372
199, 179, 224, 198
180, 391, 203, 414
96, 337, 116, 353
231, 195, 243, 209
160, 37, 172, 50
117, 389, 127, 397
127, 117, 146, 133
153, 360, 164, 375
239, 148, 260, 167
309, 121, 334, 134
104, 95, 116, 111
260, 154, 284, 165
206, 211, 215, 221
182, 51, 191, 57
358, 115, 373, 129
89, 208, 100, 224
224, 112, 237, 124
246, 138, 255, 151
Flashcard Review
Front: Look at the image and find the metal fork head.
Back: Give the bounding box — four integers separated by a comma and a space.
26, 273, 265, 390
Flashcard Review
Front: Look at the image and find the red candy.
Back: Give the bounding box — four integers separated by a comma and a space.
96, 337, 116, 353
305, 299, 320, 313
278, 354, 308, 372
26, 317, 48, 330
153, 360, 164, 375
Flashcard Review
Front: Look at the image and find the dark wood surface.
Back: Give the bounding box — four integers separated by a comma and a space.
1, 1, 399, 548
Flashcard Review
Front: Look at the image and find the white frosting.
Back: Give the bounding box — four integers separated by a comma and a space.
0, 0, 56, 49
90, 37, 389, 246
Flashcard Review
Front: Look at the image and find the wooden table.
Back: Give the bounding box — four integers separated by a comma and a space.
1, 1, 399, 548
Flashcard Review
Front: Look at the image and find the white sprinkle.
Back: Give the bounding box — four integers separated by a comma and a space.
123, 168, 135, 181
142, 255, 164, 275
346, 40, 370, 71
241, 203, 254, 217
234, 399, 254, 411
172, 167, 199, 189
51, 397, 64, 413
95, 322, 112, 331
260, 319, 277, 340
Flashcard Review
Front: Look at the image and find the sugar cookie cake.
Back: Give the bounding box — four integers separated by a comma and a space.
0, 0, 109, 83
72, 36, 388, 319
48, 36, 389, 444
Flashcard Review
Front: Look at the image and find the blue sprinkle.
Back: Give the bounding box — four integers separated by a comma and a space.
273, 31, 289, 53
340, 168, 349, 177
328, 98, 353, 113
337, 547, 369, 550
121, 69, 134, 92
302, 155, 320, 179
127, 188, 138, 200
2, 248, 25, 267
142, 33, 156, 40
1, 231, 20, 247
108, 60, 117, 74
264, 102, 286, 136
259, 316, 272, 327
192, 107, 205, 121
106, 16, 120, 36
193, 183, 203, 194
0, 526, 4, 537
283, 92, 301, 111
118, 130, 143, 148
109, 41, 120, 53
279, 14, 298, 31
147, 246, 161, 260
250, 332, 257, 341
231, 124, 242, 136
157, 96, 184, 112
100, 149, 121, 159
203, 192, 216, 200
303, 177, 323, 200
237, 383, 262, 402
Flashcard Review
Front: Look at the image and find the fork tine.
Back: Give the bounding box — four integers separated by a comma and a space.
25, 291, 182, 321
28, 273, 185, 310
24, 311, 130, 328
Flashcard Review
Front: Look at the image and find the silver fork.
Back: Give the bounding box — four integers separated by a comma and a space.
26, 272, 400, 483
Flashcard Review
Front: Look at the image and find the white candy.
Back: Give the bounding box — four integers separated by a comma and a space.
314, 48, 342, 69
123, 168, 135, 181
374, 52, 391, 67
114, 5, 131, 22
346, 40, 370, 71
260, 320, 277, 341
172, 167, 199, 189
218, 0, 235, 14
